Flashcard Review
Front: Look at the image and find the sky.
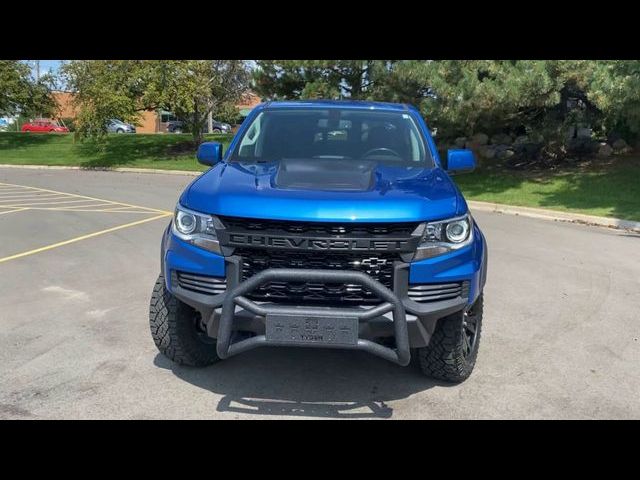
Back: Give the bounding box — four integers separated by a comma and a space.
28, 60, 63, 76
26, 60, 255, 91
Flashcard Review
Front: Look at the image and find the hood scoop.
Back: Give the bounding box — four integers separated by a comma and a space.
274, 158, 376, 192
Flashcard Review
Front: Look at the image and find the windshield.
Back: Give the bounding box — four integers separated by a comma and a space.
230, 108, 433, 167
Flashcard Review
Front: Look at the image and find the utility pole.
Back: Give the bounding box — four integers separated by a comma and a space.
34, 60, 41, 119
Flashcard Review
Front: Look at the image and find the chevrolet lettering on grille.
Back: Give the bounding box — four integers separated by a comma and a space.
223, 233, 417, 252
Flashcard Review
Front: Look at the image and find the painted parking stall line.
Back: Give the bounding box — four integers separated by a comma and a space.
0, 213, 171, 265
0, 181, 172, 264
0, 182, 171, 215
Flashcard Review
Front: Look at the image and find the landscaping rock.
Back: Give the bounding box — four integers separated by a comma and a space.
497, 148, 515, 160
478, 146, 497, 159
513, 142, 543, 158
454, 137, 467, 148
491, 133, 512, 145
607, 131, 622, 142
470, 133, 489, 146
597, 143, 613, 157
514, 135, 529, 145
612, 138, 628, 151
568, 137, 597, 155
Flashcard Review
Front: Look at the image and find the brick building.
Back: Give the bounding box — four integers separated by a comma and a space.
52, 91, 262, 133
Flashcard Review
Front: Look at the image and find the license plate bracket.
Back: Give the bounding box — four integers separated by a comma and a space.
266, 314, 358, 346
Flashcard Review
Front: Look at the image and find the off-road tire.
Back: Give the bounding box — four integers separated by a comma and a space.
416, 294, 483, 382
149, 274, 220, 367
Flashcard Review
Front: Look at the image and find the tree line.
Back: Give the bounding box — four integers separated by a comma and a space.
254, 60, 640, 162
3, 60, 640, 161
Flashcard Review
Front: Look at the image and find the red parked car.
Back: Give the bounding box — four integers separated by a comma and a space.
21, 119, 69, 133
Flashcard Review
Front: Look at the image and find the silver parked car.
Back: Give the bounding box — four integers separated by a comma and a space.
107, 119, 136, 134
166, 119, 232, 134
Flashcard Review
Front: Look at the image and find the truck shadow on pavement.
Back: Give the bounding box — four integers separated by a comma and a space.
154, 347, 451, 419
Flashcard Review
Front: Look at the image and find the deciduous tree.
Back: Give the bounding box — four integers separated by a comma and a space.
62, 60, 250, 143
0, 60, 55, 118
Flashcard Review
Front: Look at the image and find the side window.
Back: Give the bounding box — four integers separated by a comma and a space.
408, 126, 421, 162
238, 113, 263, 157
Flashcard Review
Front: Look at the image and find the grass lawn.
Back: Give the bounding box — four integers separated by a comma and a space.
454, 156, 640, 222
0, 132, 232, 171
1, 132, 639, 221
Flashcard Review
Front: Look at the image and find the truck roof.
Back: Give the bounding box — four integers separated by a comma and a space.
260, 99, 411, 112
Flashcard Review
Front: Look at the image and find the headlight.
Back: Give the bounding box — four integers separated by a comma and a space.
172, 204, 221, 254
414, 214, 473, 260
445, 219, 470, 243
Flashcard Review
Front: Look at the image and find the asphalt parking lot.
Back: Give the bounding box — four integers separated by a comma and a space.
0, 167, 638, 419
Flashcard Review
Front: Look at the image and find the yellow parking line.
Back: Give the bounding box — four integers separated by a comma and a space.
0, 208, 28, 216
0, 188, 32, 194
44, 208, 156, 214
0, 190, 64, 196
0, 198, 105, 207
0, 213, 171, 264
0, 190, 33, 195
0, 182, 171, 215
100, 206, 148, 212
0, 194, 67, 202
50, 202, 114, 210
1, 205, 150, 213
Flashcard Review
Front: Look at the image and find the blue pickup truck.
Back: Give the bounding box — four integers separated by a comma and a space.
150, 100, 487, 382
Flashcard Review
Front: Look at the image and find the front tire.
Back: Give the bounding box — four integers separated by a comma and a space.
416, 294, 483, 383
149, 274, 220, 367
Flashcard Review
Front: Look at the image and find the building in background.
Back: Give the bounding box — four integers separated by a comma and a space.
51, 91, 263, 133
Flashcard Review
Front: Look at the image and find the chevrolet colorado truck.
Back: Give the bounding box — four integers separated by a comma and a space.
150, 100, 487, 382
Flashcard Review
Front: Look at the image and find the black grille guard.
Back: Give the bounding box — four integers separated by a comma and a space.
214, 267, 411, 366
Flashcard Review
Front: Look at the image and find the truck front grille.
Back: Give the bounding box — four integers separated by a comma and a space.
217, 216, 424, 305
236, 248, 397, 304
219, 216, 419, 237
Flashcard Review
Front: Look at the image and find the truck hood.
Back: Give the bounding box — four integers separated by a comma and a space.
183, 160, 465, 223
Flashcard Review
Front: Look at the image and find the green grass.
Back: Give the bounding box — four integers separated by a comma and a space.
454, 157, 640, 221
1, 132, 639, 221
0, 132, 233, 171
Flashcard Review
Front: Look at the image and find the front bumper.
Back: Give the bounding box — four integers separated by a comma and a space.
160, 222, 487, 365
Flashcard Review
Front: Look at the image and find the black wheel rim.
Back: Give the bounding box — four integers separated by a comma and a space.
461, 303, 479, 358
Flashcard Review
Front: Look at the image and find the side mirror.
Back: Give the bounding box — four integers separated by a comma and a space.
445, 149, 476, 174
197, 142, 223, 166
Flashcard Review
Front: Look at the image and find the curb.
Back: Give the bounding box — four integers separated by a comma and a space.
1, 164, 638, 233
468, 200, 640, 233
0, 164, 201, 176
